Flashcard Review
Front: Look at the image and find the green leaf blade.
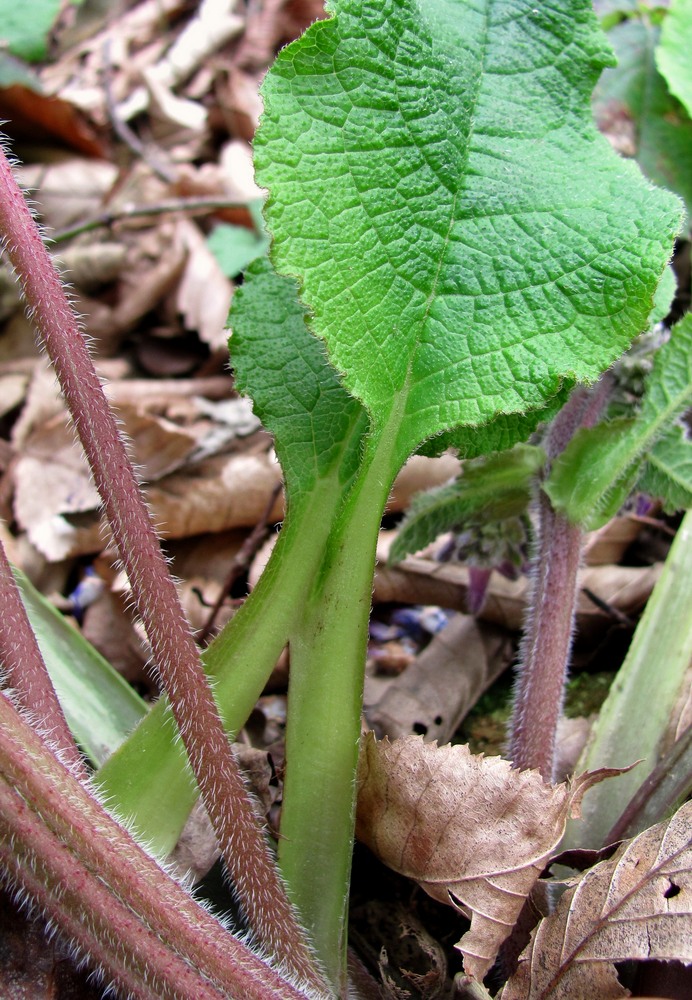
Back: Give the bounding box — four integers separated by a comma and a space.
257, 0, 681, 464
546, 312, 692, 525
389, 443, 544, 564
13, 568, 147, 767
0, 0, 63, 61
418, 387, 571, 460
207, 222, 269, 279
230, 258, 367, 499
640, 423, 692, 513
594, 15, 692, 225
656, 0, 692, 120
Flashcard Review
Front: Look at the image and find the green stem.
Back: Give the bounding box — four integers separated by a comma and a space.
95, 477, 354, 855
279, 425, 399, 993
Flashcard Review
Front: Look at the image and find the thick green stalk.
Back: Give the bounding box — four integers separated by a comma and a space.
605, 722, 692, 844
279, 422, 400, 993
95, 475, 353, 855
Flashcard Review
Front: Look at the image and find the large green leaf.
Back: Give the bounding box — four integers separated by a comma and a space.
256, 0, 681, 467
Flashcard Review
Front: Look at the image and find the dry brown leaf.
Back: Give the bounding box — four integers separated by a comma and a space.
386, 454, 461, 511
146, 450, 284, 538
168, 529, 247, 632
356, 735, 618, 981
119, 0, 244, 126
0, 83, 107, 158
218, 140, 265, 203
0, 372, 29, 417
374, 557, 662, 637
40, 0, 182, 125
365, 614, 511, 744
176, 218, 233, 349
16, 161, 118, 232
217, 67, 265, 141
583, 515, 644, 566
500, 801, 692, 999
81, 585, 150, 686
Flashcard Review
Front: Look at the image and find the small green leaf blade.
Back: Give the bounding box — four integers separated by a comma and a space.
390, 443, 544, 564
546, 313, 692, 525
0, 0, 63, 61
419, 388, 571, 460
656, 0, 692, 120
13, 568, 147, 766
594, 15, 692, 224
256, 0, 681, 463
639, 423, 692, 513
230, 258, 367, 498
207, 222, 269, 279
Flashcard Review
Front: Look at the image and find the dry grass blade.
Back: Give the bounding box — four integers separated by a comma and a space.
501, 801, 692, 999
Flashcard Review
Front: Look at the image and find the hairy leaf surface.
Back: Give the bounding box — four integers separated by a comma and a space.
546, 312, 692, 525
501, 801, 692, 999
640, 423, 692, 512
231, 257, 367, 499
389, 444, 543, 564
256, 0, 681, 465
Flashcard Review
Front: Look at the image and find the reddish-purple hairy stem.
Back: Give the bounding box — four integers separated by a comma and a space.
0, 143, 324, 992
0, 692, 310, 1000
0, 536, 87, 778
510, 381, 611, 780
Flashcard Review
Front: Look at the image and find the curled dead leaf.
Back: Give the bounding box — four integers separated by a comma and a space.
356, 734, 623, 982
500, 801, 692, 999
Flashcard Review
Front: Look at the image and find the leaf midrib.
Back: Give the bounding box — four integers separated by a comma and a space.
394, 0, 491, 440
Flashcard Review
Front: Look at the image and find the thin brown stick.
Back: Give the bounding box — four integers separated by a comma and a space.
198, 480, 283, 643
0, 142, 325, 994
51, 196, 249, 243
102, 39, 176, 183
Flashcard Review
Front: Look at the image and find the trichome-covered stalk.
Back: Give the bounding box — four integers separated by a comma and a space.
0, 691, 311, 1000
510, 380, 611, 780
0, 142, 324, 993
0, 535, 86, 777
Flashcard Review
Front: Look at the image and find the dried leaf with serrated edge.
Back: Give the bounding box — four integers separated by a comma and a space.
500, 800, 692, 999
355, 734, 621, 981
